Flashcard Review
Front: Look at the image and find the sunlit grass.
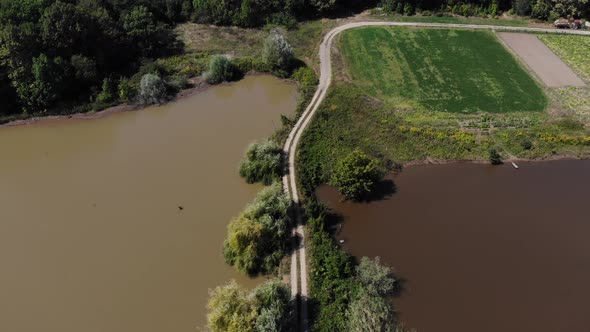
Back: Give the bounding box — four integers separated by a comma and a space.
340, 27, 547, 114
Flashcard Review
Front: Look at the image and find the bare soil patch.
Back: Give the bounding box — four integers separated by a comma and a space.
499, 32, 585, 88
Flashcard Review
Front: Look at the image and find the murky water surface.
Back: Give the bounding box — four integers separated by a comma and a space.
0, 76, 297, 332
318, 160, 590, 332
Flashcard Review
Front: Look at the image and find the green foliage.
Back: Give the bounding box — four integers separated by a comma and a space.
514, 0, 534, 15
139, 73, 166, 105
348, 258, 397, 332
207, 279, 291, 332
0, 0, 181, 115
263, 31, 295, 72
239, 140, 285, 185
96, 78, 115, 103
206, 55, 237, 84
223, 183, 292, 275
340, 27, 547, 114
308, 212, 355, 332
489, 148, 503, 165
355, 257, 395, 296
118, 78, 134, 102
70, 55, 97, 88
531, 0, 551, 19
331, 149, 383, 201
15, 53, 68, 112
347, 288, 395, 332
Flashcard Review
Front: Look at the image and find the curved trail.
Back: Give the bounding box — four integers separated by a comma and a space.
282, 21, 590, 331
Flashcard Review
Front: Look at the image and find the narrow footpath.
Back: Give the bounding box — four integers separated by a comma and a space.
282, 20, 590, 332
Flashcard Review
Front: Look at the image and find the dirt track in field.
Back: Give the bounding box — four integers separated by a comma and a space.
499, 32, 585, 88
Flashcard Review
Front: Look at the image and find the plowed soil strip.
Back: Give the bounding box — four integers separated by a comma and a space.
499, 32, 585, 88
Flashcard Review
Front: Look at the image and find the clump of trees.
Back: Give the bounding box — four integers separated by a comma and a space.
192, 0, 375, 28
240, 140, 285, 185
380, 0, 589, 20
331, 149, 383, 201
531, 0, 589, 20
207, 279, 292, 332
223, 183, 292, 276
0, 0, 182, 117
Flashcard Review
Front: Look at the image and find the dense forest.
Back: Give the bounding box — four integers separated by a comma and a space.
0, 0, 374, 118
381, 0, 590, 20
1, 0, 588, 118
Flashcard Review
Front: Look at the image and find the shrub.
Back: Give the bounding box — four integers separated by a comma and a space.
239, 140, 284, 185
223, 183, 292, 275
118, 78, 134, 102
262, 31, 294, 71
232, 57, 272, 74
292, 67, 318, 88
331, 149, 383, 201
206, 55, 237, 84
521, 139, 533, 150
489, 148, 503, 165
207, 280, 291, 332
348, 258, 398, 331
139, 73, 166, 105
96, 78, 115, 103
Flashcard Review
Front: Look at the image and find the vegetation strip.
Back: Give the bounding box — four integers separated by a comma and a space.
283, 20, 590, 331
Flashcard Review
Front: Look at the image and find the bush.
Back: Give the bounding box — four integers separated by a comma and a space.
118, 78, 134, 102
206, 55, 237, 84
489, 148, 503, 165
139, 73, 166, 105
223, 183, 292, 275
521, 139, 533, 150
96, 78, 115, 103
207, 280, 291, 332
292, 67, 318, 88
263, 31, 294, 71
331, 149, 383, 201
232, 57, 272, 74
239, 140, 284, 185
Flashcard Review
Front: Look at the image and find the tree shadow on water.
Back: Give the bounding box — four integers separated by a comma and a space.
359, 179, 398, 203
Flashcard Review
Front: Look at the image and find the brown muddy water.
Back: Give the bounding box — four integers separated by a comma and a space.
0, 76, 297, 332
318, 160, 590, 332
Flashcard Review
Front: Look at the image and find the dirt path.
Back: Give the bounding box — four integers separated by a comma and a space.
498, 32, 585, 87
283, 21, 590, 332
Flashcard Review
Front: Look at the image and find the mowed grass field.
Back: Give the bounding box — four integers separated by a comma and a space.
340, 27, 547, 114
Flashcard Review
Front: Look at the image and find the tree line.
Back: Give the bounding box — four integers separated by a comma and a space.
0, 0, 371, 119
381, 0, 590, 20
0, 0, 185, 117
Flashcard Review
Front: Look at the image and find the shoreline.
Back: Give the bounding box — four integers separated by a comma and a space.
0, 73, 293, 129
402, 154, 584, 168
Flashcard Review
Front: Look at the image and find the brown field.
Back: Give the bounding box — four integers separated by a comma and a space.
499, 32, 585, 88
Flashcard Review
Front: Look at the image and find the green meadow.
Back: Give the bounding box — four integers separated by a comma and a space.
340, 27, 547, 114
